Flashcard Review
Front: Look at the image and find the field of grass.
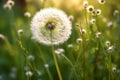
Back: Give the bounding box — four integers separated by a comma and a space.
0, 0, 120, 80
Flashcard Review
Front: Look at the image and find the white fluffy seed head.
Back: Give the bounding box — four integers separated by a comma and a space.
90, 18, 96, 24
83, 1, 88, 8
96, 32, 102, 38
31, 8, 72, 45
25, 71, 33, 77
76, 38, 83, 44
98, 0, 106, 4
86, 5, 94, 13
24, 12, 31, 18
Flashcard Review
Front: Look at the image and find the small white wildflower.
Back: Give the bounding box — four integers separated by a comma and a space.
90, 18, 96, 24
98, 0, 106, 4
80, 29, 86, 35
96, 32, 102, 38
113, 10, 119, 16
105, 40, 111, 47
44, 64, 49, 68
24, 12, 31, 18
18, 29, 23, 35
68, 15, 74, 21
83, 1, 88, 8
107, 21, 113, 28
112, 67, 116, 72
27, 55, 35, 61
107, 45, 115, 53
86, 5, 94, 13
0, 34, 6, 40
31, 8, 72, 45
25, 71, 33, 77
67, 44, 73, 48
76, 38, 83, 44
55, 48, 64, 55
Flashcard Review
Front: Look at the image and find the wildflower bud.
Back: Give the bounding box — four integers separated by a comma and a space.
25, 71, 33, 77
69, 15, 74, 21
67, 44, 73, 48
90, 18, 96, 24
98, 0, 106, 4
112, 67, 116, 73
83, 1, 88, 8
105, 40, 111, 47
80, 29, 86, 35
107, 21, 113, 28
96, 32, 102, 38
86, 5, 94, 13
76, 38, 83, 44
18, 29, 23, 36
44, 64, 49, 68
113, 10, 119, 16
24, 12, 31, 18
27, 55, 35, 61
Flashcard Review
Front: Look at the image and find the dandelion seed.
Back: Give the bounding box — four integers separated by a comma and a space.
107, 21, 113, 28
90, 18, 96, 24
18, 29, 23, 35
105, 40, 111, 47
55, 48, 64, 55
68, 15, 74, 21
24, 12, 31, 18
83, 1, 88, 8
25, 71, 33, 77
44, 64, 49, 68
67, 44, 73, 48
31, 8, 72, 45
80, 29, 86, 35
86, 5, 94, 13
113, 10, 119, 16
112, 67, 116, 72
96, 32, 102, 38
98, 0, 106, 4
27, 55, 35, 61
76, 38, 83, 44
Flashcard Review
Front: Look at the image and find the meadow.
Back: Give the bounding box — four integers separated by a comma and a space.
0, 0, 120, 80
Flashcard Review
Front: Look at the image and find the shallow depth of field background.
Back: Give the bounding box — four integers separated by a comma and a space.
0, 0, 120, 80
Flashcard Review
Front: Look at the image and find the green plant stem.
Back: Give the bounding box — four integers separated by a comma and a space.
109, 53, 112, 80
52, 45, 63, 80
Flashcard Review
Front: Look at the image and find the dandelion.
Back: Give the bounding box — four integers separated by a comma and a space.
55, 48, 64, 55
25, 71, 33, 77
3, 0, 15, 10
31, 8, 72, 45
90, 18, 96, 24
105, 40, 111, 47
92, 9, 101, 16
76, 38, 83, 43
80, 29, 86, 35
113, 10, 119, 16
112, 67, 116, 72
68, 15, 74, 21
18, 29, 23, 35
27, 55, 35, 61
96, 32, 102, 38
7, 0, 15, 7
98, 0, 106, 4
107, 45, 115, 53
24, 12, 31, 18
83, 1, 88, 8
107, 21, 113, 28
86, 5, 94, 13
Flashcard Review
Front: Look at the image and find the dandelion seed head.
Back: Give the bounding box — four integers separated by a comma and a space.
76, 38, 83, 44
107, 45, 115, 53
87, 5, 94, 13
24, 12, 31, 18
0, 34, 6, 40
105, 40, 111, 47
96, 9, 101, 15
31, 8, 72, 45
80, 29, 86, 35
98, 0, 106, 4
107, 21, 113, 28
113, 10, 119, 16
68, 15, 74, 21
96, 32, 102, 38
25, 71, 33, 77
18, 29, 23, 35
44, 64, 49, 68
7, 0, 15, 7
3, 0, 15, 10
83, 1, 88, 8
90, 18, 96, 24
112, 67, 116, 72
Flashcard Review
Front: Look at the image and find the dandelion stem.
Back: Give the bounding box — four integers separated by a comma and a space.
52, 45, 63, 80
